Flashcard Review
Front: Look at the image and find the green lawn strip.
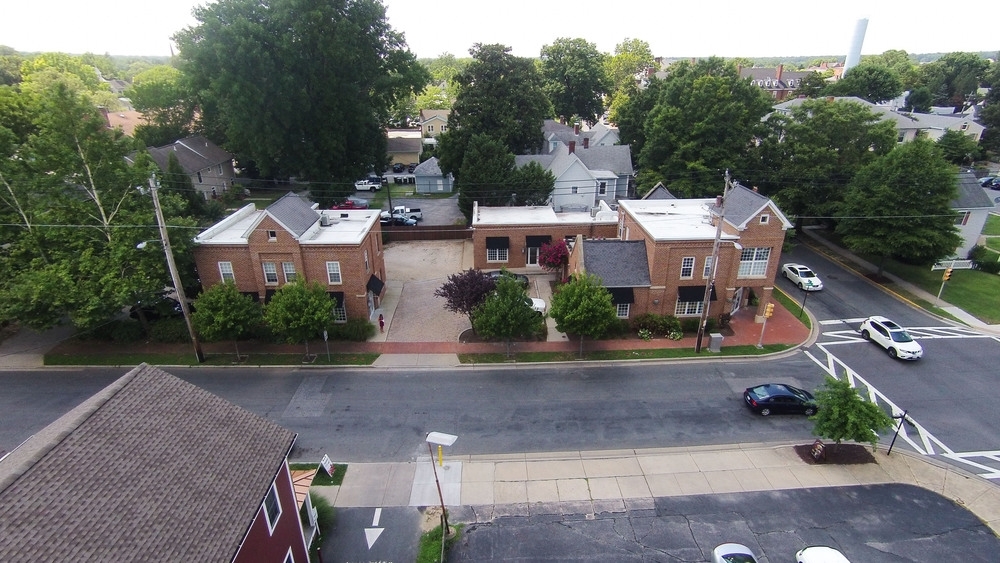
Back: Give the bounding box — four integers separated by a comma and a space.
458, 344, 788, 364
416, 523, 463, 563
985, 238, 1000, 253
982, 214, 1000, 236
772, 288, 812, 330
288, 462, 346, 486
44, 352, 379, 367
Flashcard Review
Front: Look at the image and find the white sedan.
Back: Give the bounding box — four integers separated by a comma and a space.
781, 263, 823, 291
796, 545, 850, 562
859, 316, 923, 360
712, 543, 759, 563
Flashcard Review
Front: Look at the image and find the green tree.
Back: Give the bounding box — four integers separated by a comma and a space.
825, 62, 903, 103
437, 44, 551, 178
637, 58, 772, 197
604, 38, 654, 124
128, 65, 193, 147
980, 60, 1000, 153
539, 38, 609, 125
434, 269, 496, 326
548, 273, 618, 357
811, 376, 893, 451
472, 274, 544, 357
263, 281, 333, 357
614, 77, 663, 161
192, 280, 262, 358
864, 50, 919, 89
792, 71, 831, 98
754, 98, 897, 230
916, 52, 989, 110
174, 0, 429, 206
904, 87, 933, 113
935, 129, 980, 165
836, 138, 961, 275
455, 134, 516, 221
511, 161, 555, 206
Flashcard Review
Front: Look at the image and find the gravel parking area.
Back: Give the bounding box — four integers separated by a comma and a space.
382, 240, 470, 342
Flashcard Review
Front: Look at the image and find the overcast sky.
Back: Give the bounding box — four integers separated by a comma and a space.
3, 0, 998, 60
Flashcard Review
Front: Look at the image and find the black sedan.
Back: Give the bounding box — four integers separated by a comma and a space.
743, 384, 817, 416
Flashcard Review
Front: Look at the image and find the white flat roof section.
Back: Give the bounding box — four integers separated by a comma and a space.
618, 199, 739, 242
472, 204, 618, 226
195, 205, 380, 246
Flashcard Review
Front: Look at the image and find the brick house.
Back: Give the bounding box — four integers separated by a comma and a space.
568, 185, 792, 322
471, 201, 619, 271
193, 192, 387, 321
0, 363, 312, 562
739, 64, 813, 101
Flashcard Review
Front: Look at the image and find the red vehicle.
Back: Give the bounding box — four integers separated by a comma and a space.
332, 197, 369, 210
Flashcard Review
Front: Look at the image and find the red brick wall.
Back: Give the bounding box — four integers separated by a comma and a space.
473, 222, 617, 270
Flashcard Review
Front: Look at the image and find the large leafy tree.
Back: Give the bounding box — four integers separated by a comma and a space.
128, 65, 193, 147
604, 39, 654, 125
434, 269, 495, 326
174, 0, 429, 206
263, 281, 333, 357
792, 71, 832, 98
980, 59, 1000, 153
472, 274, 544, 357
511, 161, 555, 206
917, 52, 990, 110
614, 76, 663, 162
539, 38, 609, 125
825, 62, 903, 103
836, 138, 961, 274
437, 44, 551, 178
548, 273, 618, 357
812, 376, 893, 452
637, 58, 772, 197
455, 134, 517, 220
754, 98, 897, 231
935, 129, 981, 165
863, 50, 919, 90
192, 280, 263, 358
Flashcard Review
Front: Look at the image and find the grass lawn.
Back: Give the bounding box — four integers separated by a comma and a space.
458, 344, 789, 364
982, 213, 1000, 236
44, 351, 379, 367
289, 462, 346, 486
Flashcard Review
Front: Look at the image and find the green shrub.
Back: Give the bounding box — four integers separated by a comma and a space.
662, 315, 682, 335
149, 318, 192, 343
110, 320, 145, 343
329, 318, 376, 341
970, 245, 1000, 274
631, 313, 663, 333
680, 317, 700, 333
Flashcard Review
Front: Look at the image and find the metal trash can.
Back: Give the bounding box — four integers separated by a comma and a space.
708, 332, 724, 353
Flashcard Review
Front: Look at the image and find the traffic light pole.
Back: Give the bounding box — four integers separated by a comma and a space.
756, 302, 773, 349
936, 267, 953, 304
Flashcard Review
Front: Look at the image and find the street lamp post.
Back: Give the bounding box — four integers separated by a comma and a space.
141, 173, 205, 363
425, 431, 457, 538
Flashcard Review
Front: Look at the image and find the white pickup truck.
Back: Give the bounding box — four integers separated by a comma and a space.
354, 178, 382, 192
379, 205, 422, 221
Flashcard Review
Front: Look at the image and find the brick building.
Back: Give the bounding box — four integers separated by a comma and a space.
193, 192, 386, 321
567, 185, 792, 322
470, 201, 619, 271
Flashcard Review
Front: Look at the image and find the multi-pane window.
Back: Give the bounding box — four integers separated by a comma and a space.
703, 256, 713, 278
571, 186, 579, 194
738, 247, 770, 277
364, 250, 370, 273
282, 262, 296, 282
680, 257, 695, 279
219, 262, 234, 282
332, 305, 347, 323
675, 299, 704, 316
486, 248, 508, 262
598, 181, 607, 195
616, 303, 630, 318
263, 483, 281, 534
326, 261, 342, 284
441, 125, 447, 132
263, 262, 278, 284
427, 125, 434, 132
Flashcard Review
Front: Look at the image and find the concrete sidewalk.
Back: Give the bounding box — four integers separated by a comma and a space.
314, 442, 1000, 535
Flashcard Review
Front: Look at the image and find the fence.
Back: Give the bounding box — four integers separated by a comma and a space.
381, 224, 472, 243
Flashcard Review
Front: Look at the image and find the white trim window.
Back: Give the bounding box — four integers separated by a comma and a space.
219, 262, 234, 282
680, 257, 695, 279
738, 247, 770, 278
759, 214, 770, 225
675, 299, 704, 316
333, 305, 347, 323
486, 248, 508, 262
326, 261, 342, 284
598, 181, 607, 196
364, 250, 370, 273
263, 262, 278, 284
263, 482, 282, 534
616, 303, 630, 318
703, 256, 713, 279
282, 262, 296, 282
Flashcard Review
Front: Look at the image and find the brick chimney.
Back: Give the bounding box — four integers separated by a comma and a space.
574, 123, 580, 135
568, 141, 576, 154
583, 137, 589, 149
776, 64, 783, 81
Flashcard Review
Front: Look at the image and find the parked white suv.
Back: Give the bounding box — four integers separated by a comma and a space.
859, 316, 922, 360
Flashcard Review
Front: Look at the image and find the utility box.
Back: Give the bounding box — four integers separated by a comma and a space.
708, 332, 724, 353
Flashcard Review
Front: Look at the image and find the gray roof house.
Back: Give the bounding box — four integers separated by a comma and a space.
953, 171, 996, 258
516, 143, 633, 212
578, 239, 651, 314
413, 157, 454, 193
142, 135, 236, 200
0, 363, 308, 563
542, 119, 620, 154
641, 182, 677, 200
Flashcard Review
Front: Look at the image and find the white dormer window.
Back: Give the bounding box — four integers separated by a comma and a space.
961, 122, 969, 131
759, 214, 770, 225
267, 230, 277, 241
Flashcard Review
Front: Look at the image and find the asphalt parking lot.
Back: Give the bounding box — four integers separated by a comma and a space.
446, 484, 1000, 562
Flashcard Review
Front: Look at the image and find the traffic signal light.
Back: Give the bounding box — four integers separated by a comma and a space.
764, 303, 774, 318
943, 268, 953, 281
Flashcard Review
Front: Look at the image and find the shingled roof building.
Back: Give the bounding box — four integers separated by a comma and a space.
0, 364, 311, 562
142, 135, 237, 200
193, 192, 387, 321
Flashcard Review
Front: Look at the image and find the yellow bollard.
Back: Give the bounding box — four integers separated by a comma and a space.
438, 444, 443, 467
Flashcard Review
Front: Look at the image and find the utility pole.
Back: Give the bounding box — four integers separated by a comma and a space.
148, 173, 205, 363
695, 171, 732, 353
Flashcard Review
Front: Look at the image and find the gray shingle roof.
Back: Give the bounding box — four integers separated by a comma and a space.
146, 135, 233, 175
266, 191, 320, 237
0, 364, 297, 562
573, 145, 633, 175
716, 184, 792, 230
414, 157, 443, 175
387, 137, 423, 153
642, 184, 676, 200
954, 171, 994, 209
582, 240, 651, 287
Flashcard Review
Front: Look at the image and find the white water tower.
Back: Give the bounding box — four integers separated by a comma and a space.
844, 18, 868, 73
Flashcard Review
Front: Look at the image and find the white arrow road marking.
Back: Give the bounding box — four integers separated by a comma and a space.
365, 507, 384, 549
